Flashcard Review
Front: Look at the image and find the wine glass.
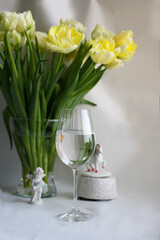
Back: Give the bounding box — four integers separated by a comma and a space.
55, 109, 96, 222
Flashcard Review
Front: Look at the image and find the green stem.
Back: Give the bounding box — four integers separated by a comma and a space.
44, 153, 48, 183
5, 31, 18, 79
30, 137, 37, 170
25, 31, 35, 72
48, 147, 57, 172
55, 53, 64, 74
13, 134, 30, 172
37, 106, 42, 168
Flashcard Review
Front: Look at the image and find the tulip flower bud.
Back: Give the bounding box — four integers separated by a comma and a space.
91, 24, 115, 40
9, 30, 22, 47
60, 19, 86, 33
16, 11, 34, 33
24, 11, 34, 31
0, 11, 18, 31
29, 20, 36, 38
9, 30, 27, 48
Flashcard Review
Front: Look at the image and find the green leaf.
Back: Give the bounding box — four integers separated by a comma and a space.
3, 107, 12, 149
0, 49, 5, 62
35, 36, 41, 61
1, 60, 15, 115
0, 67, 2, 89
51, 52, 58, 75
46, 64, 65, 104
80, 99, 97, 106
78, 57, 96, 86
34, 59, 47, 81
66, 92, 86, 109
51, 70, 80, 119
51, 43, 91, 117
73, 69, 106, 97
60, 42, 90, 91
66, 68, 106, 110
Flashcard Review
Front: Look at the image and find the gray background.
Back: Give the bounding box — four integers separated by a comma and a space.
0, 0, 160, 204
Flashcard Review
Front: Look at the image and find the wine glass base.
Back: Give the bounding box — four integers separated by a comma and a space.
56, 209, 94, 222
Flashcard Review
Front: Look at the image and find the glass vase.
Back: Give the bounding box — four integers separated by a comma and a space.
11, 118, 58, 198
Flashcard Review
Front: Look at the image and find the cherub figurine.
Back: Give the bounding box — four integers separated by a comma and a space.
86, 144, 106, 173
27, 167, 46, 205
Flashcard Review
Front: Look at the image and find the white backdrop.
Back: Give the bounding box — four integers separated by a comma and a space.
0, 0, 160, 205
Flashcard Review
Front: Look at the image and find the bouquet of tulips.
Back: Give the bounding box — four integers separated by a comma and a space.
0, 10, 137, 188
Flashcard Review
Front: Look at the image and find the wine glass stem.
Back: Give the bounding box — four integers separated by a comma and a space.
72, 168, 79, 212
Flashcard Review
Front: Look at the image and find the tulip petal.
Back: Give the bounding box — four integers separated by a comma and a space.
114, 30, 137, 61
46, 40, 77, 54
44, 25, 85, 54
106, 58, 124, 70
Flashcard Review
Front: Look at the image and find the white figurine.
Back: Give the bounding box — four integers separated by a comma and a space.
27, 167, 46, 205
86, 144, 106, 173
79, 144, 117, 200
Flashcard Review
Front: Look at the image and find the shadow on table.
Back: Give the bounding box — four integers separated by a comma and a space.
56, 192, 72, 200
0, 186, 29, 204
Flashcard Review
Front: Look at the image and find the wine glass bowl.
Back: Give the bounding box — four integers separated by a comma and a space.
56, 109, 95, 222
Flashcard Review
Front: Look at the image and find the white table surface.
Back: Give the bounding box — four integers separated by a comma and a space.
0, 183, 160, 240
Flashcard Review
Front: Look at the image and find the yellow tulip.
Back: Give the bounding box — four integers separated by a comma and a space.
106, 58, 123, 70
114, 30, 137, 61
89, 37, 121, 65
91, 24, 115, 40
44, 25, 85, 54
60, 19, 86, 33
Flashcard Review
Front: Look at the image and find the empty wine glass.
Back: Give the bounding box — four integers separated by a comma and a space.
56, 109, 96, 222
